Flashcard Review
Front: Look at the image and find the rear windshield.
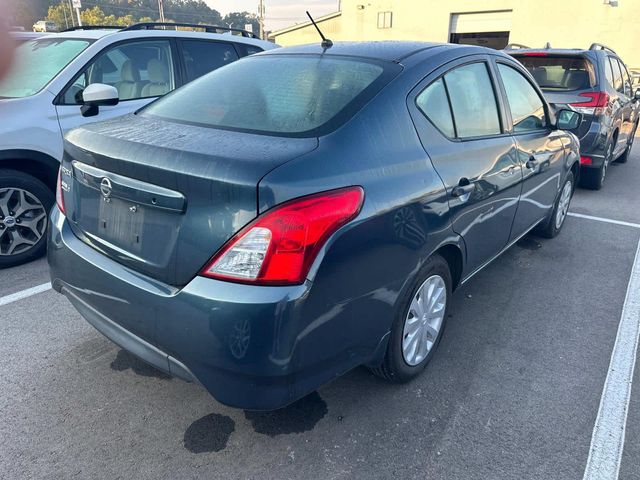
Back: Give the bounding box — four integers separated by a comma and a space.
513, 55, 595, 91
141, 54, 400, 137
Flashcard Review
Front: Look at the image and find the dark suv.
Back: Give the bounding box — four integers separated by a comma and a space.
507, 43, 640, 189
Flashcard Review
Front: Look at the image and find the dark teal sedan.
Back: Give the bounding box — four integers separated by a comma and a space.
48, 42, 581, 410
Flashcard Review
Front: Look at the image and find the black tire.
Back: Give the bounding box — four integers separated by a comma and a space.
534, 171, 574, 239
580, 139, 613, 190
370, 254, 452, 382
615, 122, 638, 164
0, 169, 54, 269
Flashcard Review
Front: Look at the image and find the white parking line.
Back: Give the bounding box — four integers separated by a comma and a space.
568, 212, 640, 229
0, 282, 51, 308
583, 237, 640, 480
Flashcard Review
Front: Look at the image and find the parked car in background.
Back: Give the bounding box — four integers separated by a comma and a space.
507, 43, 640, 189
32, 21, 58, 32
0, 22, 276, 268
49, 41, 581, 410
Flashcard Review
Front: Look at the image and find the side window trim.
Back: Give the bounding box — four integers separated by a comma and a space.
441, 76, 458, 138
492, 58, 551, 135
55, 37, 176, 106
411, 57, 508, 142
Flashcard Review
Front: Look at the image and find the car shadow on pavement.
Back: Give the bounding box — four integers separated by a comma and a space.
110, 349, 172, 380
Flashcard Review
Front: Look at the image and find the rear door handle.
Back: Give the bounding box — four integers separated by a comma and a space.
451, 181, 475, 198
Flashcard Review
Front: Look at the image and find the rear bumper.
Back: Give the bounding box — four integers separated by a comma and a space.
48, 207, 375, 410
577, 118, 608, 167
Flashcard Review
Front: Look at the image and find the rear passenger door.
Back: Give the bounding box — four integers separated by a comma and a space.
177, 40, 240, 83
493, 58, 567, 239
408, 55, 522, 276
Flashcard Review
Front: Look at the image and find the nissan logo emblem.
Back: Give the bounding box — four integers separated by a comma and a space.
100, 177, 112, 198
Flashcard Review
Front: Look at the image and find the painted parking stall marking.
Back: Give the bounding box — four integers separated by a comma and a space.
568, 212, 640, 230
0, 282, 51, 308
583, 237, 640, 480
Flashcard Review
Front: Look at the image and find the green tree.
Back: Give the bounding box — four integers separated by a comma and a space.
25, 0, 223, 30
80, 6, 107, 26
45, 2, 75, 30
223, 12, 260, 36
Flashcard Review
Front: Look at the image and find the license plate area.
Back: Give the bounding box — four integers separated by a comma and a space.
97, 197, 146, 253
70, 162, 184, 267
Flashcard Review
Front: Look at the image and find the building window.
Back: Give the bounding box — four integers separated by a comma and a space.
377, 11, 393, 29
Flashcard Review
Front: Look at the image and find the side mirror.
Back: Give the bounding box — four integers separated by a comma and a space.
556, 109, 582, 130
81, 83, 119, 117
634, 88, 640, 102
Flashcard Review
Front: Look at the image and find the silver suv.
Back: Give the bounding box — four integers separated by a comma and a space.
0, 23, 276, 267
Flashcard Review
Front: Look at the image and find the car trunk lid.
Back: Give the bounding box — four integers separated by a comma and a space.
62, 114, 318, 286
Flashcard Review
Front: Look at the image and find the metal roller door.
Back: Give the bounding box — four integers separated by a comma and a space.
449, 10, 512, 49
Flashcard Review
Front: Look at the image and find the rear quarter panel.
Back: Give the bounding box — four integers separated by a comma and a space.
257, 72, 459, 373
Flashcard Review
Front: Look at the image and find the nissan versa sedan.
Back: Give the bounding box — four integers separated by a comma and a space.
49, 42, 581, 410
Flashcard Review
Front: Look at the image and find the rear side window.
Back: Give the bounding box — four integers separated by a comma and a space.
497, 63, 547, 132
610, 57, 623, 94
416, 78, 455, 137
617, 59, 632, 96
415, 62, 501, 139
142, 55, 398, 137
180, 40, 239, 83
444, 63, 501, 138
605, 57, 615, 88
235, 43, 264, 57
514, 55, 594, 91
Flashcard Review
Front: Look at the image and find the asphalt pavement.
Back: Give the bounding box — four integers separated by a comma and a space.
1, 145, 640, 479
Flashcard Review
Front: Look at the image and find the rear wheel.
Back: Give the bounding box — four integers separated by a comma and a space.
535, 171, 574, 239
371, 254, 451, 382
615, 122, 638, 164
0, 169, 53, 269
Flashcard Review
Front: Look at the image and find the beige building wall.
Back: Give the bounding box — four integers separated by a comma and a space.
272, 0, 640, 68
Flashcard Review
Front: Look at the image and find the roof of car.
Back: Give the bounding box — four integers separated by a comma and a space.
48, 28, 275, 48
263, 41, 452, 62
505, 47, 599, 57
51, 29, 116, 40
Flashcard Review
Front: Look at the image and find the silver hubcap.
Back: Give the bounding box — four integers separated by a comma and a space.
555, 180, 572, 229
402, 275, 446, 366
0, 188, 47, 256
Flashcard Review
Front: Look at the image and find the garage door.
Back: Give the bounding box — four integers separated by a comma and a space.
449, 10, 512, 50
450, 10, 513, 34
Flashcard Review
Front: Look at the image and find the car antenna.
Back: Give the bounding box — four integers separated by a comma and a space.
306, 11, 333, 49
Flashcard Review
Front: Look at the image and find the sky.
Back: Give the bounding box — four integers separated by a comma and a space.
205, 0, 339, 31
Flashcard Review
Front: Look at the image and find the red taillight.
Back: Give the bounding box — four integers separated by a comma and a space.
571, 92, 609, 108
56, 167, 66, 214
200, 187, 364, 286
522, 52, 548, 57
580, 156, 593, 165
570, 92, 609, 116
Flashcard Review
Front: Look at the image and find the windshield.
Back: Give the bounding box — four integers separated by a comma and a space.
513, 55, 595, 91
0, 38, 91, 98
142, 55, 399, 137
